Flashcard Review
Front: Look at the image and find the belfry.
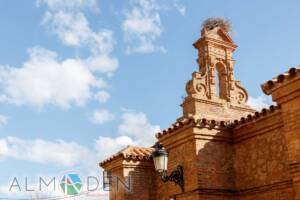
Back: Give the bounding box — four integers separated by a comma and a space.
100, 18, 300, 200
182, 18, 254, 120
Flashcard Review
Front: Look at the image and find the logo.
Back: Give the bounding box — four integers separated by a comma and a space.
6, 171, 130, 199
59, 173, 82, 195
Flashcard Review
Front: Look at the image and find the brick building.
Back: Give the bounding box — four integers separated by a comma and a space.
100, 19, 300, 200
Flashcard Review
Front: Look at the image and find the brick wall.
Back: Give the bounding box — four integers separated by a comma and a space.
156, 106, 296, 200
124, 162, 157, 200
270, 74, 300, 199
157, 124, 235, 200
102, 104, 298, 200
157, 128, 199, 200
195, 128, 234, 191
233, 111, 294, 199
102, 158, 156, 200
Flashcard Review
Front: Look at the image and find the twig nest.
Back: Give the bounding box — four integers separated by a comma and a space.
202, 17, 231, 33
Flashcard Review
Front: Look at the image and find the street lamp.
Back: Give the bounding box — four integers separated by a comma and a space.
152, 142, 184, 192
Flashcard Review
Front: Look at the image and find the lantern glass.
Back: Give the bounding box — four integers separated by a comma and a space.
152, 143, 168, 173
153, 154, 168, 173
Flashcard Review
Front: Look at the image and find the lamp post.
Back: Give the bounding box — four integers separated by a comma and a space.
152, 142, 184, 192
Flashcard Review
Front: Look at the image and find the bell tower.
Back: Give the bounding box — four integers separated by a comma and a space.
181, 18, 254, 121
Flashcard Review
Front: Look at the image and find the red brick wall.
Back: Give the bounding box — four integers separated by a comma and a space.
233, 111, 295, 199
124, 164, 157, 200
157, 133, 199, 200
271, 77, 300, 199
157, 126, 235, 200
104, 110, 297, 200
103, 159, 156, 200
194, 127, 235, 199
109, 167, 125, 200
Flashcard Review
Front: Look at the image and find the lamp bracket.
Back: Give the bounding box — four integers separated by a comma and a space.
160, 165, 184, 192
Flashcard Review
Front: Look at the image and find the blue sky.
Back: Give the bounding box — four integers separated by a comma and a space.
1, 0, 300, 198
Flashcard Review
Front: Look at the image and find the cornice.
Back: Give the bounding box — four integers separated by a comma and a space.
261, 67, 300, 95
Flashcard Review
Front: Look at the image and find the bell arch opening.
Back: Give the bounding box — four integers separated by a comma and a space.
215, 62, 228, 100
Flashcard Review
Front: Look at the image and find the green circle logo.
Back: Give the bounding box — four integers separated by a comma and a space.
60, 173, 82, 195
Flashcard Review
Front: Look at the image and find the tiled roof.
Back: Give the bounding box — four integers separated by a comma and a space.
156, 116, 231, 139
156, 105, 282, 139
261, 67, 300, 95
100, 105, 281, 166
99, 146, 154, 166
229, 105, 281, 128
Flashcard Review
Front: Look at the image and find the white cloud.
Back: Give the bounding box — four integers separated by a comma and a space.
0, 135, 131, 199
122, 0, 185, 54
0, 136, 122, 196
0, 182, 58, 199
0, 47, 106, 108
0, 111, 158, 198
0, 135, 136, 178
173, 0, 186, 15
42, 11, 91, 47
91, 109, 115, 124
123, 1, 163, 54
0, 115, 8, 126
94, 91, 110, 104
0, 1, 119, 109
41, 8, 118, 74
0, 137, 90, 167
85, 54, 118, 75
247, 95, 272, 111
119, 111, 160, 146
37, 0, 97, 11
0, 182, 108, 200
95, 136, 135, 158
42, 11, 116, 55
92, 110, 159, 160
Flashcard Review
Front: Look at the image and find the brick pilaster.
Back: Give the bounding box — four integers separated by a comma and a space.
263, 68, 300, 199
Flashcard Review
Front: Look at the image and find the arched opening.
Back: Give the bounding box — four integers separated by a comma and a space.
215, 69, 220, 97
215, 62, 228, 100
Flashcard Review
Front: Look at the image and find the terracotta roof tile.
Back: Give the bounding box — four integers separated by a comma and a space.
156, 116, 231, 139
99, 146, 154, 166
156, 104, 282, 139
229, 105, 281, 128
101, 105, 281, 167
261, 66, 300, 95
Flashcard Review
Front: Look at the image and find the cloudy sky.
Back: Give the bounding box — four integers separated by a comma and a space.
1, 0, 300, 198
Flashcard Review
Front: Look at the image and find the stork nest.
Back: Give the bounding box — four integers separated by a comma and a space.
202, 17, 231, 33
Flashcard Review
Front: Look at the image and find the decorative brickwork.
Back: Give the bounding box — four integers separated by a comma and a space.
100, 19, 300, 200
182, 22, 254, 121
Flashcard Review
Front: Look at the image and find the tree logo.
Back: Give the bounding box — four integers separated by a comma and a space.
59, 173, 82, 195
